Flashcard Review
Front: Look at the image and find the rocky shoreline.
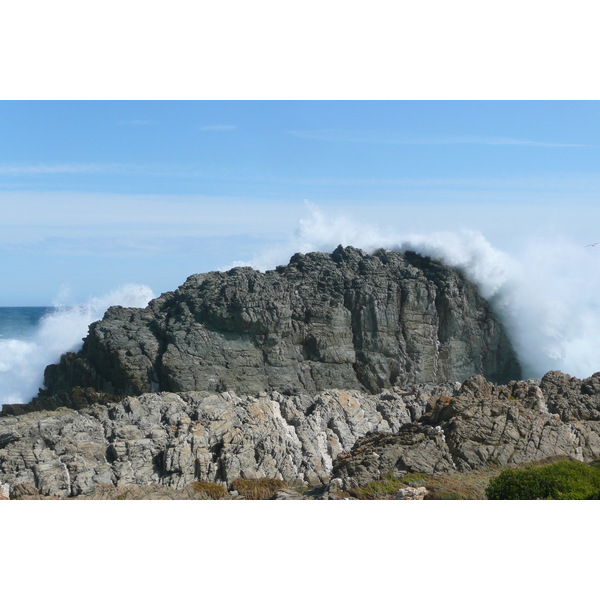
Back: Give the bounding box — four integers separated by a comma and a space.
2, 370, 600, 499
2, 247, 597, 500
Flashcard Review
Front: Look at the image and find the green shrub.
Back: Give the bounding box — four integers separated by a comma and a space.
486, 460, 600, 500
230, 477, 287, 500
189, 481, 228, 499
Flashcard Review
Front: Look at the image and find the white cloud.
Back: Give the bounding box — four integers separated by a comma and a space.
0, 163, 112, 175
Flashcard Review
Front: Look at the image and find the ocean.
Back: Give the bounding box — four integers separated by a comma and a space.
0, 284, 154, 407
0, 307, 52, 340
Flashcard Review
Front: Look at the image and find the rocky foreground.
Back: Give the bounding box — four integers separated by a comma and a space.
2, 370, 599, 499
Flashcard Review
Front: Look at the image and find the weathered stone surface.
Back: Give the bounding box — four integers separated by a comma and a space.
540, 370, 600, 422
332, 426, 456, 489
271, 489, 307, 500
396, 486, 428, 500
38, 246, 520, 404
5, 367, 600, 498
330, 372, 600, 490
0, 386, 436, 497
10, 482, 40, 499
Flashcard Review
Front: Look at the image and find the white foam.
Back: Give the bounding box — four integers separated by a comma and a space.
0, 283, 154, 405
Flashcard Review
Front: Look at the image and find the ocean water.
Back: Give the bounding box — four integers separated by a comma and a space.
0, 307, 51, 341
0, 284, 154, 407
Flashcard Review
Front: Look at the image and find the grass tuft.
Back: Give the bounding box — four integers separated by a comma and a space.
189, 481, 228, 499
230, 477, 288, 500
348, 471, 404, 500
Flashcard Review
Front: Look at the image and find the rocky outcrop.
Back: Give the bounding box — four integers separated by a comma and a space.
4, 371, 600, 498
38, 246, 520, 403
0, 385, 447, 498
330, 373, 600, 490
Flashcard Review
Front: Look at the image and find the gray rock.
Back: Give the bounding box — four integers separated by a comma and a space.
271, 489, 306, 500
6, 367, 600, 498
39, 246, 520, 404
396, 486, 428, 500
331, 372, 600, 491
331, 425, 457, 489
0, 386, 433, 497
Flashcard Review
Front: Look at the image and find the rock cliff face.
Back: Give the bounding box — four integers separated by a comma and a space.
40, 246, 520, 400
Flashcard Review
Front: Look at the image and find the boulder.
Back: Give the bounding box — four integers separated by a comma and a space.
38, 246, 520, 404
396, 486, 428, 500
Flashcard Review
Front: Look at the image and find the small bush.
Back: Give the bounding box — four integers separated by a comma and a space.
189, 481, 228, 500
231, 478, 287, 500
486, 460, 600, 500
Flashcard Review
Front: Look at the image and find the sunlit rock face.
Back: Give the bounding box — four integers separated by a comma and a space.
41, 245, 520, 399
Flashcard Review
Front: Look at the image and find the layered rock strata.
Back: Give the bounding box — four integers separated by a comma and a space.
0, 385, 441, 498
331, 371, 600, 489
39, 246, 520, 402
3, 371, 600, 498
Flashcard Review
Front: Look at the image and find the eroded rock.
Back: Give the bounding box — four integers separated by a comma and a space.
38, 246, 520, 404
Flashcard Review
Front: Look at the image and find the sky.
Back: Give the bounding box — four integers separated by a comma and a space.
2, 100, 600, 305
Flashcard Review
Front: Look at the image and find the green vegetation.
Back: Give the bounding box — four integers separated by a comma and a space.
189, 481, 228, 499
348, 469, 499, 500
403, 471, 490, 500
486, 460, 600, 500
349, 474, 403, 499
230, 477, 288, 500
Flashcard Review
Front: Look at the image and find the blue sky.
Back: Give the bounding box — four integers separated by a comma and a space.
2, 100, 600, 305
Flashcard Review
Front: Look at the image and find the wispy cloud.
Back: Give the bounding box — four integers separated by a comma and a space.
199, 124, 236, 131
287, 129, 585, 148
0, 162, 185, 177
0, 163, 113, 175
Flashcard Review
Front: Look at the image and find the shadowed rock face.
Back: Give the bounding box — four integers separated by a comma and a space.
40, 246, 520, 400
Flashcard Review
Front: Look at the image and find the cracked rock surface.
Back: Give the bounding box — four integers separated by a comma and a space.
0, 385, 444, 497
3, 372, 600, 498
39, 246, 520, 403
330, 372, 600, 489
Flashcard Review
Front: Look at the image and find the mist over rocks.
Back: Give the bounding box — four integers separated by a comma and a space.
39, 245, 520, 402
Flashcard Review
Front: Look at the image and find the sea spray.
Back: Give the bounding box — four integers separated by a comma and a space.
226, 204, 600, 379
0, 283, 154, 405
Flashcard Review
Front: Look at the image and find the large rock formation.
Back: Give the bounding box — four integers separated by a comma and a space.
0, 385, 442, 497
3, 372, 600, 498
39, 246, 520, 401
